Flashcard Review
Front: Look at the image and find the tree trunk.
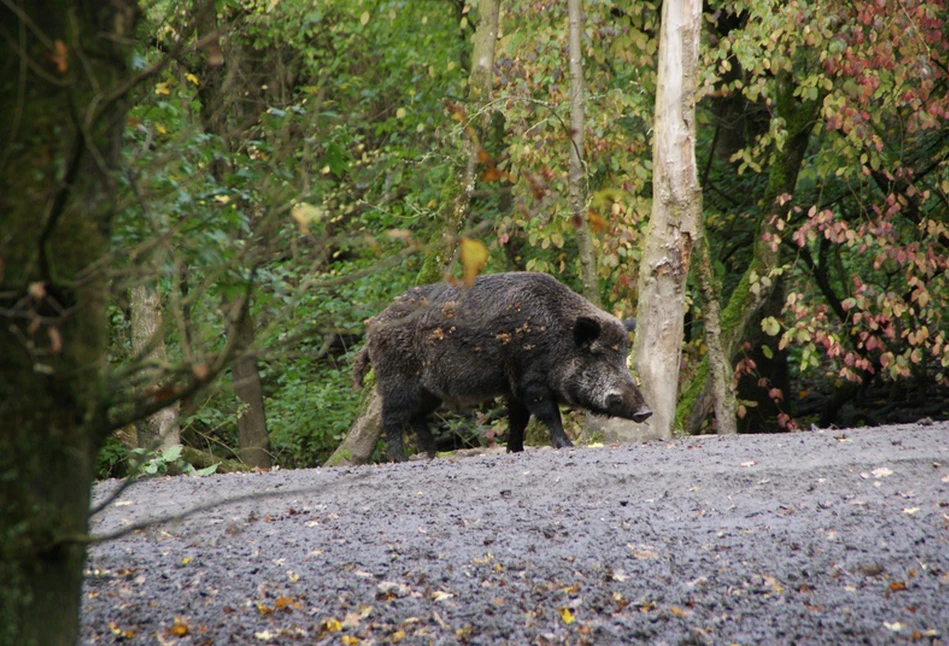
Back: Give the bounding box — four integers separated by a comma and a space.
325, 388, 383, 467
676, 71, 821, 433
695, 228, 737, 434
567, 0, 600, 306
0, 2, 138, 643
130, 285, 180, 450
192, 1, 270, 467
627, 0, 703, 440
225, 301, 272, 468
416, 0, 500, 284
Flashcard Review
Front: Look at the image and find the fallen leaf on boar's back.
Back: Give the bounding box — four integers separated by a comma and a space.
460, 238, 488, 286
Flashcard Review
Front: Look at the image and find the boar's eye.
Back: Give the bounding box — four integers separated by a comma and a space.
573, 316, 601, 350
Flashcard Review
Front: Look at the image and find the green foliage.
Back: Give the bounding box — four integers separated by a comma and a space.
268, 362, 362, 468
95, 436, 129, 480
129, 444, 219, 477
96, 0, 949, 478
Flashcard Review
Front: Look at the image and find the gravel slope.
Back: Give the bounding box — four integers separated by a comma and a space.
82, 422, 949, 644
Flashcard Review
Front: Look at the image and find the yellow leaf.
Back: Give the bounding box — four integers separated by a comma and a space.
459, 238, 488, 286
181, 556, 192, 565
558, 607, 575, 624
322, 617, 342, 632
169, 617, 189, 636
341, 637, 361, 645
155, 123, 167, 135
186, 73, 199, 85
291, 202, 324, 235
154, 81, 171, 96
360, 11, 370, 25
396, 107, 406, 119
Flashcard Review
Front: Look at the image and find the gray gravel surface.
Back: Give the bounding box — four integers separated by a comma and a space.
82, 423, 949, 645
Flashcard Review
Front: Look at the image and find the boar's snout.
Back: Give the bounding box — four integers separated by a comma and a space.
605, 391, 652, 423
631, 407, 652, 423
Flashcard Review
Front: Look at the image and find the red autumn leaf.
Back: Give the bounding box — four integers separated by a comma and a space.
51, 40, 68, 74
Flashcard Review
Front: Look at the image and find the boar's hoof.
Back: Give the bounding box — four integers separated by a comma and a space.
552, 437, 573, 449
386, 449, 408, 463
632, 407, 652, 423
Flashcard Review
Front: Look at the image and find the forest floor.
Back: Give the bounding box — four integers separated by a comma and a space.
82, 421, 949, 645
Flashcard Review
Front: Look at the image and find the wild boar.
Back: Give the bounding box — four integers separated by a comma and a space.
353, 271, 652, 462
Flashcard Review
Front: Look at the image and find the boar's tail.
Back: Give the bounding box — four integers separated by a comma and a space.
352, 345, 371, 389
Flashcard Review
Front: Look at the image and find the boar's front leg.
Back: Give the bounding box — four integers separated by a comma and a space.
506, 398, 531, 453
522, 384, 573, 449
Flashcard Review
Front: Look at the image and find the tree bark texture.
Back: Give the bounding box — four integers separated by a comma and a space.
130, 285, 181, 450
0, 2, 138, 643
567, 0, 600, 306
325, 388, 383, 467
629, 0, 703, 440
695, 230, 737, 434
192, 1, 270, 467
225, 303, 272, 469
676, 71, 821, 433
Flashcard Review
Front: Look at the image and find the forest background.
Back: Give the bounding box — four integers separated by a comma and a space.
4, 0, 948, 478
91, 0, 949, 474
1, 1, 947, 642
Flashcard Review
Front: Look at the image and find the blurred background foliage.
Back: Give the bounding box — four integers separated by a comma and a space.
99, 0, 948, 476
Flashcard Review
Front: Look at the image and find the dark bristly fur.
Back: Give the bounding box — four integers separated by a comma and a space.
355, 272, 652, 462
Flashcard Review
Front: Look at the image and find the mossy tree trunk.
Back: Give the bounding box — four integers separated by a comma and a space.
131, 284, 181, 450
676, 71, 821, 433
695, 226, 737, 434
627, 0, 703, 440
0, 1, 139, 643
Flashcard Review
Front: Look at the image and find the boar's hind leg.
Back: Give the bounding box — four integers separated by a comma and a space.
506, 398, 530, 453
522, 385, 573, 449
381, 391, 439, 462
412, 417, 437, 459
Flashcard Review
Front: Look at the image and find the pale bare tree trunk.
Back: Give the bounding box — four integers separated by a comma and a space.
130, 285, 180, 451
628, 0, 703, 440
567, 0, 600, 305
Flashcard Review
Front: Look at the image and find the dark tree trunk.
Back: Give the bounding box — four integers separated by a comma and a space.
226, 304, 272, 468
0, 1, 138, 643
192, 0, 270, 467
677, 71, 821, 433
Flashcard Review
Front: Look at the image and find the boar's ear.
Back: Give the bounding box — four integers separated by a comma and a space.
573, 316, 602, 349
622, 318, 637, 332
